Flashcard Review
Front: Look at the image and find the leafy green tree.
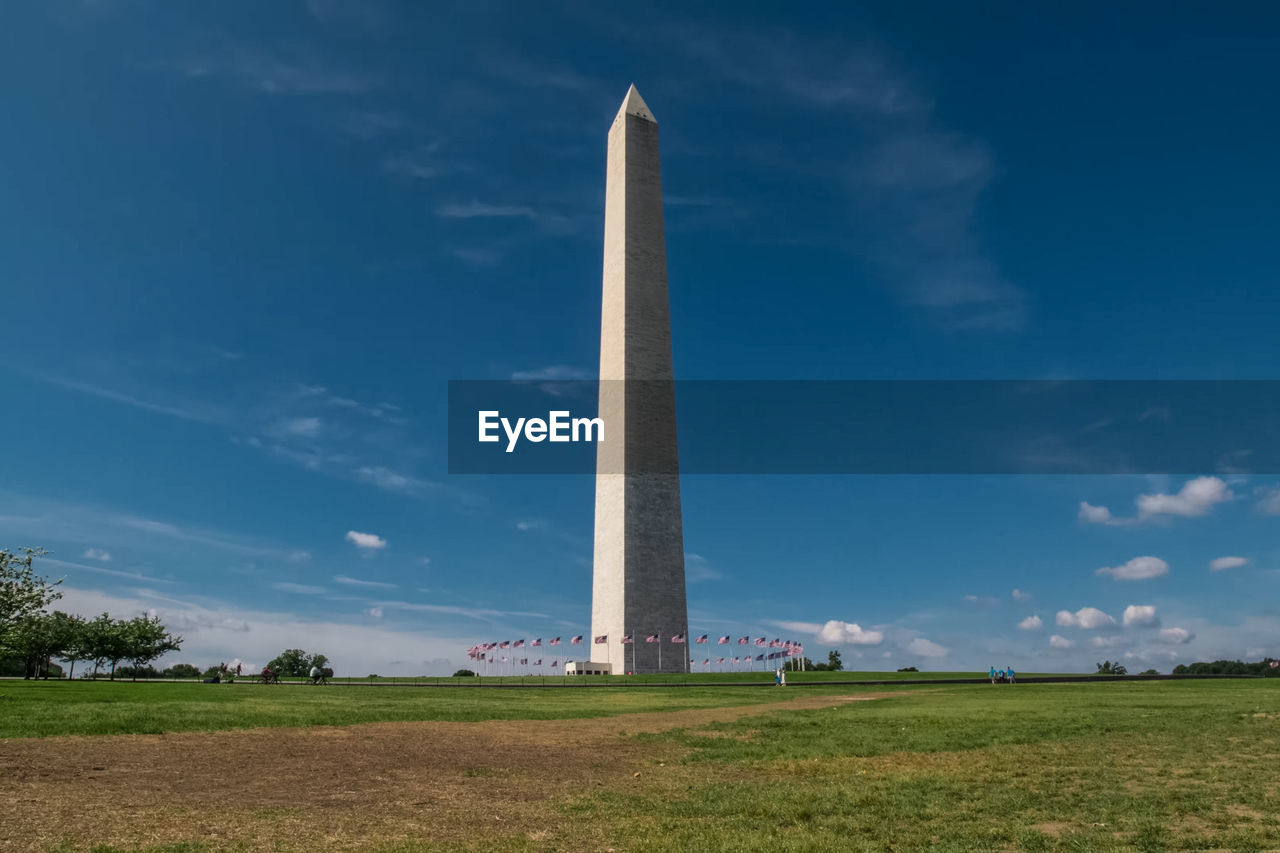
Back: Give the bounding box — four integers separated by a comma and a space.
122, 614, 182, 680
1, 548, 62, 651
51, 611, 89, 679
164, 663, 201, 679
1096, 660, 1128, 675
83, 613, 130, 678
267, 649, 330, 678
453, 669, 476, 677
6, 610, 82, 678
827, 650, 843, 672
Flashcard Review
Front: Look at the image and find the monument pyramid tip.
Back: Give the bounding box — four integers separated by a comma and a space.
618, 84, 655, 123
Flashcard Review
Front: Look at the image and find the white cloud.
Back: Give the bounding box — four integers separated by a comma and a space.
286, 550, 311, 563
1081, 477, 1233, 526
365, 607, 383, 619
271, 582, 326, 595
330, 573, 394, 589
1091, 636, 1125, 648
906, 637, 948, 657
1136, 476, 1232, 519
1257, 487, 1280, 516
1017, 615, 1042, 631
1122, 605, 1159, 628
684, 553, 723, 583
1210, 556, 1248, 572
1096, 556, 1169, 581
1078, 501, 1125, 525
1012, 589, 1031, 601
767, 620, 823, 634
510, 365, 594, 381
1049, 634, 1074, 649
1056, 607, 1116, 629
283, 417, 322, 438
54, 585, 473, 676
82, 548, 112, 561
816, 620, 884, 645
963, 594, 999, 607
1158, 627, 1194, 644
333, 575, 397, 589
345, 530, 387, 550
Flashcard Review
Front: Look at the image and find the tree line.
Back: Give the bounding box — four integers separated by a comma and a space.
1, 547, 182, 679
1172, 658, 1278, 677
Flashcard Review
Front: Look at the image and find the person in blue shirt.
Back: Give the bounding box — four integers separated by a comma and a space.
989, 666, 997, 684
1007, 667, 1016, 684
998, 669, 1006, 682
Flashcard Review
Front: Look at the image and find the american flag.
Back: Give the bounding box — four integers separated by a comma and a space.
571, 635, 583, 645
717, 657, 726, 664
671, 633, 686, 644
738, 636, 749, 645
755, 654, 764, 661
550, 660, 558, 667
755, 637, 766, 647
645, 633, 659, 643
695, 634, 708, 644
513, 639, 524, 648
1272, 660, 1279, 669
549, 637, 561, 646
593, 635, 608, 644
718, 635, 730, 644
702, 658, 710, 665
621, 634, 634, 644
519, 658, 527, 665
531, 638, 541, 647
501, 656, 508, 663
499, 641, 510, 649
533, 659, 541, 666
731, 657, 739, 664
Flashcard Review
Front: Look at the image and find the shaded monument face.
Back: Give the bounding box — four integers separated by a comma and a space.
590, 87, 689, 675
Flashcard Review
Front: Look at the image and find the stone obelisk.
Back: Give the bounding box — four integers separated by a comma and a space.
590, 86, 689, 675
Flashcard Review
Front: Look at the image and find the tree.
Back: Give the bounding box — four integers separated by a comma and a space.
52, 611, 90, 679
122, 614, 182, 680
897, 666, 919, 673
1096, 660, 1127, 676
267, 649, 329, 678
1, 547, 62, 651
164, 663, 201, 679
827, 650, 843, 672
453, 669, 477, 677
83, 613, 129, 678
6, 610, 82, 678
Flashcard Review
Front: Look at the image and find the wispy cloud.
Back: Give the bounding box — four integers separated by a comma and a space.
653, 23, 1024, 330
38, 557, 173, 584
162, 44, 379, 95
333, 574, 398, 589
82, 548, 112, 562
271, 582, 327, 595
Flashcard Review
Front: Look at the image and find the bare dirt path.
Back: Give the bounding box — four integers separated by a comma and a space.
0, 693, 891, 851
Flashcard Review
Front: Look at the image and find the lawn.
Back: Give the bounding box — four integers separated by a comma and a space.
4, 678, 1277, 851
0, 678, 863, 739
563, 679, 1280, 852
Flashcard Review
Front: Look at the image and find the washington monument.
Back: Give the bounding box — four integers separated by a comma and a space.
590, 86, 689, 674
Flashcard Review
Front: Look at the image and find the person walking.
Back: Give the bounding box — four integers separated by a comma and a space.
989, 666, 997, 684
1007, 666, 1016, 684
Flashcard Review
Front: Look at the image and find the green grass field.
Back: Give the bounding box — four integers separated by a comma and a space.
0, 678, 862, 738
568, 679, 1280, 852
6, 677, 1278, 851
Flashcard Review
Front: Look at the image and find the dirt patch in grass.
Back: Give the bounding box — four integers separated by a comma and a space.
0, 693, 890, 851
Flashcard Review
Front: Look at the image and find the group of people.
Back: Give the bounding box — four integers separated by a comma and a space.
989, 666, 1016, 684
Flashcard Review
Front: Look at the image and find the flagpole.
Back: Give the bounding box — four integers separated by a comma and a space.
657, 630, 662, 673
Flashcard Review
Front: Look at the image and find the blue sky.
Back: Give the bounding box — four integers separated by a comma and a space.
2, 1, 1278, 674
